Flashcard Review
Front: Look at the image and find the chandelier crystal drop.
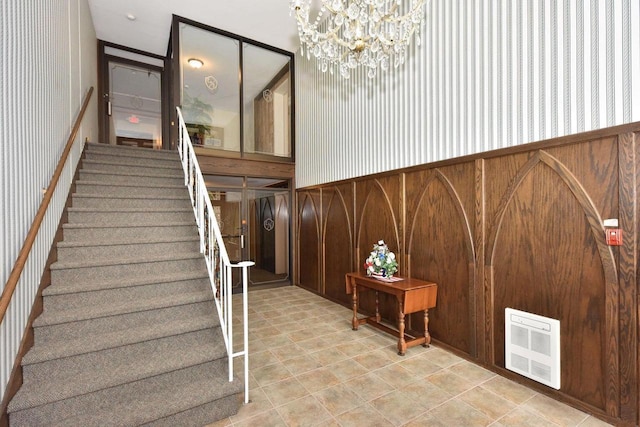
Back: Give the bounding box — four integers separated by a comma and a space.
290, 0, 425, 79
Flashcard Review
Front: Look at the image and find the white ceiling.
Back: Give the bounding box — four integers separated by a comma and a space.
88, 0, 302, 55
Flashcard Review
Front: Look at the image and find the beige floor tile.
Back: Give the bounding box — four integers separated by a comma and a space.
262, 377, 310, 407
402, 412, 450, 427
369, 389, 429, 426
309, 347, 348, 366
373, 363, 417, 388
232, 408, 287, 427
397, 354, 441, 376
230, 388, 274, 423
336, 340, 377, 358
450, 360, 496, 384
261, 334, 297, 349
496, 407, 559, 427
296, 367, 342, 393
269, 342, 307, 362
253, 363, 293, 387
353, 349, 396, 370
335, 403, 395, 427
250, 350, 281, 369
297, 335, 337, 353
324, 358, 369, 382
458, 386, 517, 420
401, 381, 454, 411
345, 372, 396, 401
429, 398, 493, 427
313, 418, 342, 427
480, 376, 537, 405
579, 416, 616, 427
284, 354, 323, 376
313, 383, 365, 416
424, 346, 465, 368
426, 368, 475, 396
276, 395, 332, 427
522, 394, 589, 426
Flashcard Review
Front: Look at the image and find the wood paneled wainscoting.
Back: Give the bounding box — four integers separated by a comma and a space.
295, 123, 640, 426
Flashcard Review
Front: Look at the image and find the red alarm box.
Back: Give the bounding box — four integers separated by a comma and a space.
605, 229, 622, 246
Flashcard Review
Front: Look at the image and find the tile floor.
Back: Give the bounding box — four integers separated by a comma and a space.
209, 286, 612, 427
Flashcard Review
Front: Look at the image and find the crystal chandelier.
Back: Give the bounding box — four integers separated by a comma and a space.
290, 0, 425, 79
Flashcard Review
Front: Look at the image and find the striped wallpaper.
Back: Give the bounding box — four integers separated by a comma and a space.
295, 0, 640, 188
0, 0, 97, 401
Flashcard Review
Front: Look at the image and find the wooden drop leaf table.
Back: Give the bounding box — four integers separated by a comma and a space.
345, 271, 438, 356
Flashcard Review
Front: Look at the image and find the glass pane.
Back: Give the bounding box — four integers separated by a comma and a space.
242, 43, 291, 158
180, 24, 240, 153
208, 189, 243, 262
109, 61, 162, 149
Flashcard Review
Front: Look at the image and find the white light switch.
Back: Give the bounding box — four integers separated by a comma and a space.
603, 219, 619, 227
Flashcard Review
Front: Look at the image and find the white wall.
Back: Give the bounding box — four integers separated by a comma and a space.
0, 0, 97, 402
295, 0, 640, 188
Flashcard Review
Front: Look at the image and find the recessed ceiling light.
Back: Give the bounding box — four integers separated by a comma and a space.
126, 13, 136, 21
188, 58, 204, 69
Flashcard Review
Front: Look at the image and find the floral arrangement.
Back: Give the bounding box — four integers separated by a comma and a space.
364, 240, 398, 278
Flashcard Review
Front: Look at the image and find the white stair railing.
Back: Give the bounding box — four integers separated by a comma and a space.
176, 107, 253, 404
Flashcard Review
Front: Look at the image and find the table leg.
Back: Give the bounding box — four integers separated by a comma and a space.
351, 284, 359, 331
423, 309, 431, 347
375, 291, 381, 323
397, 300, 407, 356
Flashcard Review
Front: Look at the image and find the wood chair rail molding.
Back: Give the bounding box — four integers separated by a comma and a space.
0, 87, 94, 324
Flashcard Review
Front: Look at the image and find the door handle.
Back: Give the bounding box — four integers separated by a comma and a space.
107, 101, 112, 116
241, 235, 244, 249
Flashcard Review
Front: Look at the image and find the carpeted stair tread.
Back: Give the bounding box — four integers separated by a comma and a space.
67, 206, 194, 214
56, 234, 198, 249
62, 220, 196, 230
81, 158, 182, 173
8, 359, 242, 427
36, 282, 213, 326
86, 142, 181, 160
76, 179, 185, 190
50, 251, 202, 271
72, 192, 187, 201
43, 269, 209, 296
80, 168, 184, 179
9, 329, 227, 413
25, 302, 219, 364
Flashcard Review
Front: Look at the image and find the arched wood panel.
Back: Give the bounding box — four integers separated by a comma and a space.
355, 177, 401, 322
322, 187, 353, 304
405, 168, 475, 355
487, 147, 618, 412
297, 191, 321, 292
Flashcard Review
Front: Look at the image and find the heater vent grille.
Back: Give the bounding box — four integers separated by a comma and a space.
505, 308, 560, 389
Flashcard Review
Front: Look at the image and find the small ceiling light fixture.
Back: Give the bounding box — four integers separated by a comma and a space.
188, 58, 204, 69
126, 13, 136, 21
290, 0, 426, 79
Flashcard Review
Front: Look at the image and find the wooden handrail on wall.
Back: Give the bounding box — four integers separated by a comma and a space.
0, 86, 94, 324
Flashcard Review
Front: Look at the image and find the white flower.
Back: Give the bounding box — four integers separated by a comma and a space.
374, 258, 381, 266
389, 252, 395, 260
378, 240, 384, 245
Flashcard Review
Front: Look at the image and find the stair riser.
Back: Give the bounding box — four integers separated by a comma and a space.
86, 144, 179, 161
71, 195, 192, 210
75, 183, 185, 197
63, 224, 197, 242
79, 170, 184, 186
67, 210, 195, 225
43, 278, 211, 313
57, 240, 201, 262
51, 257, 207, 284
81, 161, 181, 176
85, 152, 179, 168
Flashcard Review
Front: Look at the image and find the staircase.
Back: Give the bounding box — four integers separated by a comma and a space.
7, 143, 242, 426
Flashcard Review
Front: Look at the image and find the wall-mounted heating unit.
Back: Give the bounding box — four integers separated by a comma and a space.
505, 308, 561, 390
